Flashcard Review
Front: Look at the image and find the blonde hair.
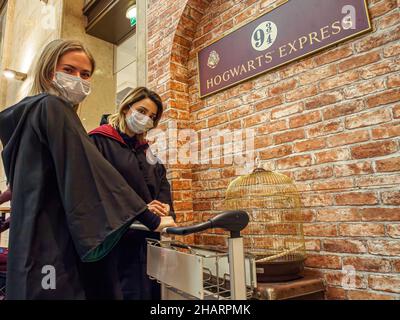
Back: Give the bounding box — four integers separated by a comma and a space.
108, 87, 163, 142
30, 39, 96, 111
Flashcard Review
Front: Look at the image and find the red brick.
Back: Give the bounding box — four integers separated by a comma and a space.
323, 100, 365, 120
355, 25, 400, 52
255, 96, 284, 111
243, 113, 268, 127
316, 208, 362, 222
393, 260, 400, 272
197, 106, 217, 120
387, 224, 400, 238
221, 167, 236, 178
298, 64, 337, 86
193, 32, 213, 48
335, 192, 378, 206
360, 59, 400, 79
369, 275, 400, 294
219, 97, 242, 112
294, 166, 333, 181
347, 290, 396, 300
303, 223, 337, 237
327, 130, 369, 147
368, 240, 400, 256
233, 5, 257, 25
323, 239, 367, 254
324, 271, 366, 289
276, 154, 312, 169
369, 0, 398, 18
355, 174, 400, 188
279, 58, 314, 78
384, 42, 400, 57
271, 102, 303, 120
360, 208, 400, 222
305, 254, 341, 269
208, 113, 228, 127
269, 79, 297, 95
325, 287, 347, 300
293, 137, 326, 152
387, 73, 400, 88
315, 148, 350, 164
274, 129, 305, 144
263, 223, 299, 235
193, 201, 211, 211
307, 120, 343, 138
366, 89, 400, 108
285, 84, 318, 102
282, 209, 315, 223
371, 123, 400, 139
381, 191, 400, 205
228, 105, 253, 120
195, 234, 227, 247
305, 92, 343, 110
338, 51, 381, 73
193, 169, 221, 180
312, 177, 354, 191
254, 135, 273, 149
259, 145, 292, 160
173, 201, 193, 211
319, 70, 359, 92
394, 104, 400, 119
343, 256, 392, 272
345, 109, 392, 129
289, 111, 321, 128
334, 162, 374, 177
171, 180, 192, 190
339, 223, 385, 237
301, 194, 335, 207
256, 119, 287, 135
305, 239, 321, 251
314, 45, 353, 65
343, 78, 386, 99
351, 140, 398, 159
170, 78, 188, 93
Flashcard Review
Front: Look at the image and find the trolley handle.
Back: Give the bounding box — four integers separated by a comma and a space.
165, 210, 249, 238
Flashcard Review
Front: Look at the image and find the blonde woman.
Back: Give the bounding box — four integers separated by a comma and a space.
89, 87, 175, 300
0, 40, 175, 300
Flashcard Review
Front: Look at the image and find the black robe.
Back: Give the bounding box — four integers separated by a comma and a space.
89, 124, 175, 300
0, 94, 152, 300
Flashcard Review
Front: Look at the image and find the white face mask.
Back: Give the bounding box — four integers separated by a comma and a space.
126, 109, 154, 134
53, 71, 91, 105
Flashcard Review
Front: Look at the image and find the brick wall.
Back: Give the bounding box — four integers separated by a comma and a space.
147, 0, 400, 299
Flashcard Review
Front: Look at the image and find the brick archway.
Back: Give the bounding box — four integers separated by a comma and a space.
166, 1, 212, 238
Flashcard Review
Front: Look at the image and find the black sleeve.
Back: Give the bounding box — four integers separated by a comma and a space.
37, 96, 159, 262
157, 164, 176, 221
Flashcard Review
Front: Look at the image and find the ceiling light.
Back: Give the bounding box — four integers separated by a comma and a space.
126, 5, 137, 20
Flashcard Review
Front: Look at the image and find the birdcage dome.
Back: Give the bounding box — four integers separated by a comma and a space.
224, 168, 306, 282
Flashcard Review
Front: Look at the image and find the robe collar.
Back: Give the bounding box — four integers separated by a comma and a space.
89, 124, 149, 151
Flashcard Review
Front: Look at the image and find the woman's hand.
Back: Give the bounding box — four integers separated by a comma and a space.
147, 200, 170, 216
154, 216, 177, 233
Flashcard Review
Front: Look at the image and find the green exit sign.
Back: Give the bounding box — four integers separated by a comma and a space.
130, 17, 136, 27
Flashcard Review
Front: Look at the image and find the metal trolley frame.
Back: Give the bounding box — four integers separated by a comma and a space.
140, 210, 257, 300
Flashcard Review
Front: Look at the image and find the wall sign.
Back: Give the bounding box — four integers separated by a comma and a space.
197, 0, 372, 98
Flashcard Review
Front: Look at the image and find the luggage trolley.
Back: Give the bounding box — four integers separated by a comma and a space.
137, 210, 257, 300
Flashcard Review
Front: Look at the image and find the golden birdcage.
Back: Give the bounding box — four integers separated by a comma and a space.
224, 167, 306, 282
